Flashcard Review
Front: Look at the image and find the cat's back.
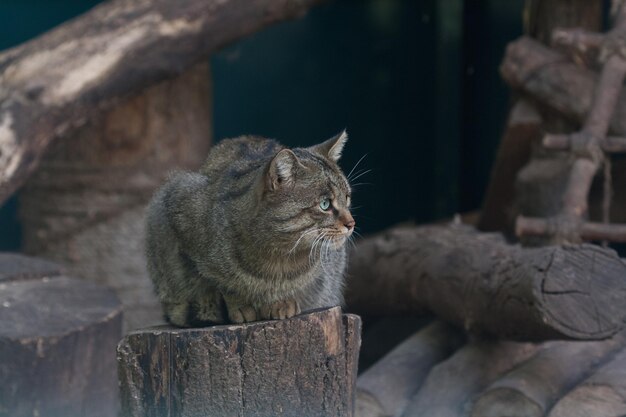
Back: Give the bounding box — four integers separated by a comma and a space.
200, 136, 282, 180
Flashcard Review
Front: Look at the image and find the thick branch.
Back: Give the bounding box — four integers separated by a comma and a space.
0, 0, 325, 205
345, 224, 626, 341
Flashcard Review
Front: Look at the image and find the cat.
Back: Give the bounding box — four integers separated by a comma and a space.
145, 131, 355, 326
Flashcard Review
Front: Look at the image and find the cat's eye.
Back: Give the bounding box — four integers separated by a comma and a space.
320, 198, 331, 211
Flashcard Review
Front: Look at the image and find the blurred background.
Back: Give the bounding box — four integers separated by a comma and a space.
0, 0, 525, 248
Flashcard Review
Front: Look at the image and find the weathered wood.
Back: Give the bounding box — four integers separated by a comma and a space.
117, 307, 361, 417
517, 216, 626, 242
470, 334, 625, 417
548, 345, 626, 417
19, 62, 212, 331
0, 0, 326, 206
400, 340, 538, 417
478, 100, 540, 234
0, 274, 123, 417
0, 252, 62, 282
345, 223, 626, 341
356, 321, 465, 417
501, 36, 626, 137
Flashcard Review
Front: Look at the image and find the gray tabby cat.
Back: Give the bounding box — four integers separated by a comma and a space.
145, 131, 355, 326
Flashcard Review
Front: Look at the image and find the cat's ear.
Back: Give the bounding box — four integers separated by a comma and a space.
268, 149, 300, 190
310, 130, 348, 162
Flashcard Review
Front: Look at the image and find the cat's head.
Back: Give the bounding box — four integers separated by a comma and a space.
262, 131, 355, 256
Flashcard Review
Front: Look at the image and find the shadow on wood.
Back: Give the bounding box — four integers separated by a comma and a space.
117, 306, 361, 417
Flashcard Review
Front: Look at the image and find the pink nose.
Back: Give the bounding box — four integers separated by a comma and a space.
342, 213, 355, 230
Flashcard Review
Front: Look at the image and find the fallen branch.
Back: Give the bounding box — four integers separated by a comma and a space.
345, 223, 626, 341
0, 0, 325, 205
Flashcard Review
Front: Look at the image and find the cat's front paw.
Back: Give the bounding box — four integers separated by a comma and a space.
259, 299, 301, 320
228, 305, 258, 323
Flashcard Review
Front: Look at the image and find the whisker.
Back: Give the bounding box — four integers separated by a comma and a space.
287, 228, 321, 256
349, 169, 371, 183
347, 154, 368, 180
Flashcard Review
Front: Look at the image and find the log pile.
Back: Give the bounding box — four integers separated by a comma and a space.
347, 222, 626, 416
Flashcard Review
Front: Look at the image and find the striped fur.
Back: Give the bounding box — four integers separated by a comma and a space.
145, 132, 355, 326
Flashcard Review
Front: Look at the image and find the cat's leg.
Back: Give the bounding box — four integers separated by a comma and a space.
259, 299, 301, 320
163, 302, 191, 327
222, 293, 259, 323
190, 288, 227, 324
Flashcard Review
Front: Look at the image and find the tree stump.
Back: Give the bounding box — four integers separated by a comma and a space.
117, 307, 361, 417
0, 253, 123, 417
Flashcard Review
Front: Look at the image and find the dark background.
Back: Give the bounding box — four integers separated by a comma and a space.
0, 0, 525, 249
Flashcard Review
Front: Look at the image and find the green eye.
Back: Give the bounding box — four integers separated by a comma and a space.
320, 198, 331, 211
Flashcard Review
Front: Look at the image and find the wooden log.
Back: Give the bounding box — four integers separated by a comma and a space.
356, 321, 465, 417
0, 0, 326, 206
345, 223, 626, 341
470, 334, 625, 417
400, 340, 538, 417
117, 307, 361, 417
548, 345, 626, 417
0, 274, 123, 417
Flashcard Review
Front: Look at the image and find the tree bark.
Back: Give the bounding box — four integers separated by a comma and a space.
117, 307, 361, 417
19, 62, 211, 332
0, 0, 326, 206
0, 257, 123, 417
470, 334, 625, 417
400, 341, 538, 417
345, 223, 626, 341
356, 321, 465, 417
548, 345, 626, 417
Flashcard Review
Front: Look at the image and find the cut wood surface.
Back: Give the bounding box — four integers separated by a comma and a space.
548, 345, 626, 417
400, 340, 538, 417
0, 0, 325, 205
470, 334, 625, 417
0, 269, 123, 417
345, 223, 626, 341
356, 321, 465, 417
117, 307, 361, 417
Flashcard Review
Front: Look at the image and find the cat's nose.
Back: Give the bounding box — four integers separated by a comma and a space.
342, 213, 355, 230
